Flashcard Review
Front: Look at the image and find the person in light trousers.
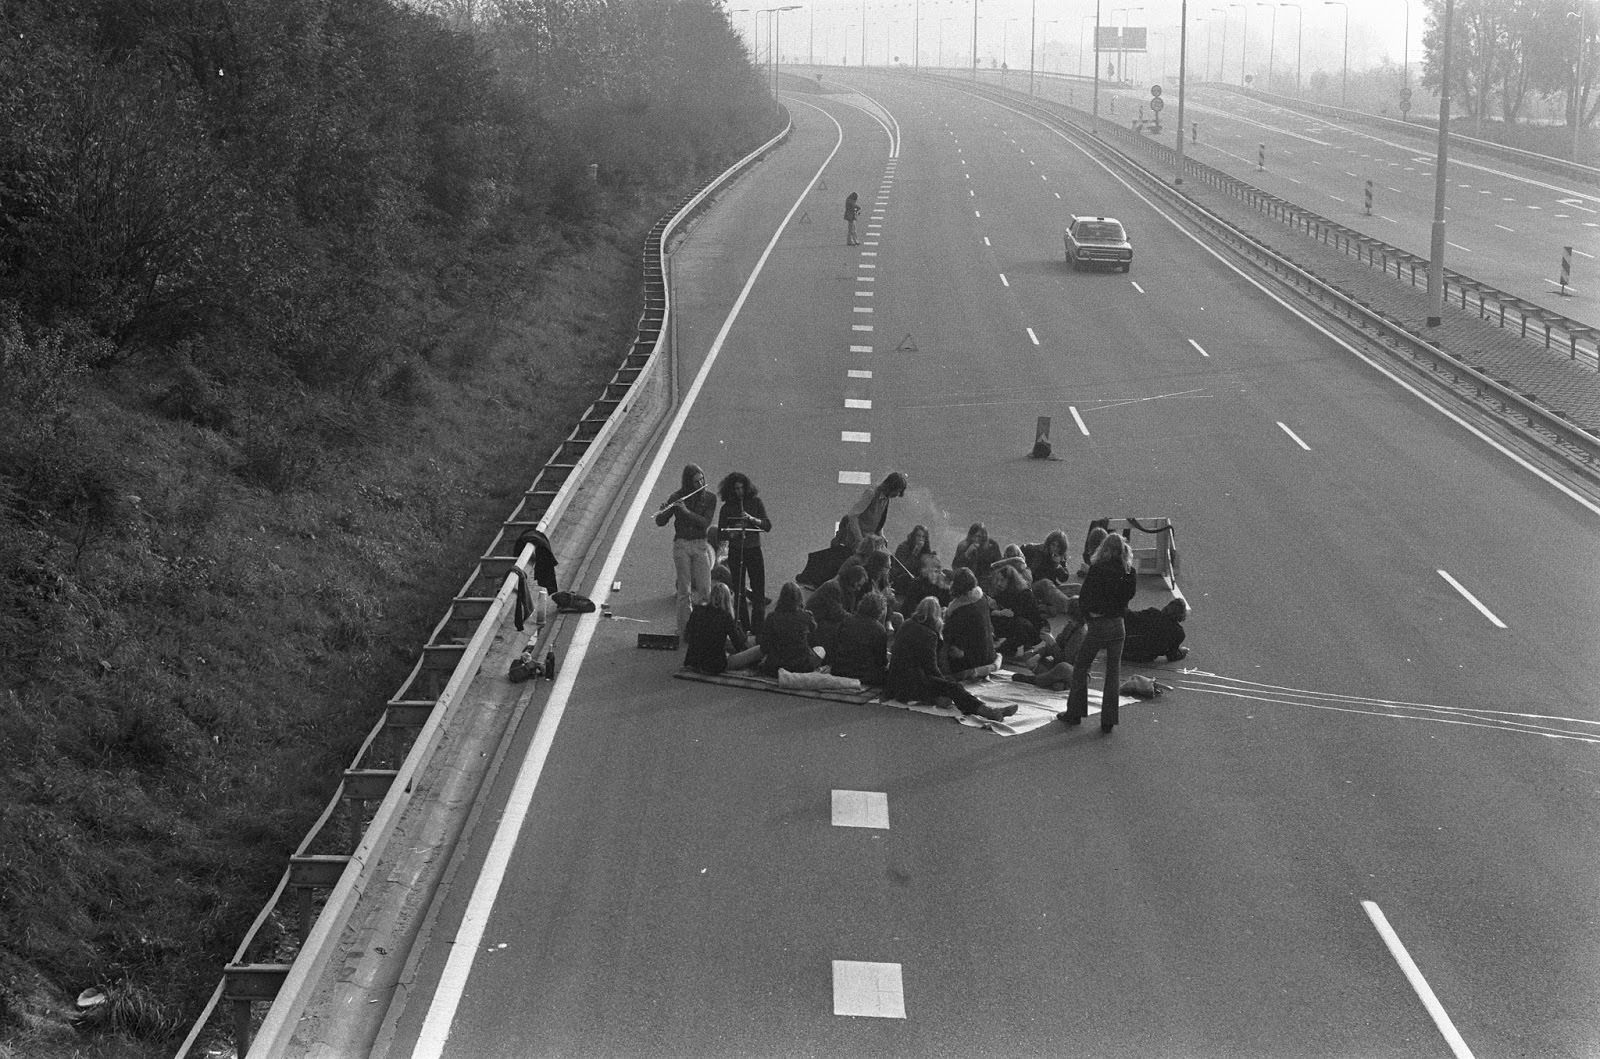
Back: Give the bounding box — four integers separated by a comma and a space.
654, 463, 716, 638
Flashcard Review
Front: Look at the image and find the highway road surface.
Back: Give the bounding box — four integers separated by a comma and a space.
371, 74, 1600, 1059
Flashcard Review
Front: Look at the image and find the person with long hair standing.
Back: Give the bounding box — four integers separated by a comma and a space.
844, 191, 861, 245
654, 463, 716, 640
1062, 533, 1138, 733
717, 471, 771, 634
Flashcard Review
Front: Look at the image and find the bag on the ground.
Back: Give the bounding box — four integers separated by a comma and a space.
551, 590, 596, 613
509, 646, 541, 683
1119, 674, 1163, 699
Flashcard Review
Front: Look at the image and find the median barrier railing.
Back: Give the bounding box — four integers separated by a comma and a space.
173, 111, 793, 1059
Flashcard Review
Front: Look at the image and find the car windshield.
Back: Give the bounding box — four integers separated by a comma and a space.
1077, 222, 1125, 242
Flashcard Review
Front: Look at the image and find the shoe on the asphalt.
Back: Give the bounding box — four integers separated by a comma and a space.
1058, 713, 1082, 727
1168, 647, 1189, 662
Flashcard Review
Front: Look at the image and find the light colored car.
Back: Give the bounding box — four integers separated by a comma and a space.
1064, 216, 1133, 272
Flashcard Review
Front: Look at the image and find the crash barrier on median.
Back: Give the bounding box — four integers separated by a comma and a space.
173, 112, 795, 1059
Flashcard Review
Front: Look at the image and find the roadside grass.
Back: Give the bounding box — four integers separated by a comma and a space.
0, 193, 678, 1057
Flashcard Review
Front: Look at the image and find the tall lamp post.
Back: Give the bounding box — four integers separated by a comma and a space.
1401, 0, 1410, 98
1278, 2, 1301, 94
1254, 1, 1277, 91
1325, 0, 1347, 104
1029, 0, 1038, 95
1571, 7, 1587, 160
765, 5, 802, 97
1427, 0, 1454, 326
1212, 7, 1228, 82
1175, 0, 1190, 184
1230, 1, 1248, 85
972, 0, 980, 79
1080, 13, 1097, 79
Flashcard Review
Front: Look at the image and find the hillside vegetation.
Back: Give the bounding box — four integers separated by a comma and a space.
0, 0, 773, 1054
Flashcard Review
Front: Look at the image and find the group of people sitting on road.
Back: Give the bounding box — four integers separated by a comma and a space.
669, 466, 1190, 731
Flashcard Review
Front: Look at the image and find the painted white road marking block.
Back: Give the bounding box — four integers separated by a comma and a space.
848, 369, 873, 378
832, 961, 905, 1018
841, 431, 872, 443
838, 470, 872, 485
831, 790, 889, 828
845, 398, 872, 409
1362, 902, 1477, 1059
1277, 422, 1311, 450
1437, 570, 1507, 628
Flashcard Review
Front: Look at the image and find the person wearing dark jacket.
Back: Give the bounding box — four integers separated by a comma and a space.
1121, 599, 1189, 663
757, 581, 820, 676
952, 523, 1003, 593
654, 463, 716, 639
830, 592, 891, 685
989, 558, 1047, 657
891, 525, 933, 601
1063, 533, 1139, 732
1029, 529, 1077, 616
844, 191, 861, 244
683, 584, 760, 675
942, 568, 999, 680
885, 598, 1015, 721
717, 472, 772, 635
806, 564, 866, 660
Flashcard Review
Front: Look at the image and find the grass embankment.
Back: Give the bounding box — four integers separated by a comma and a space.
0, 194, 683, 1059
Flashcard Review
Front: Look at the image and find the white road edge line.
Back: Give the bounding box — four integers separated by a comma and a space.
1361, 901, 1478, 1059
1070, 406, 1089, 435
407, 100, 850, 1059
1188, 339, 1210, 358
1436, 570, 1508, 628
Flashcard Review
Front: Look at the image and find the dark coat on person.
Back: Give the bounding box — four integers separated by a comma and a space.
953, 538, 1003, 590
884, 619, 948, 703
683, 604, 747, 675
830, 613, 889, 684
942, 589, 996, 671
757, 609, 819, 676
991, 582, 1046, 652
1076, 558, 1138, 619
1121, 602, 1187, 662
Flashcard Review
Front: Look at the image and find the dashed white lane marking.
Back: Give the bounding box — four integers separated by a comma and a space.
831, 790, 889, 828
848, 369, 873, 378
999, 273, 1010, 287
983, 237, 991, 246
841, 431, 872, 443
1069, 406, 1090, 435
832, 960, 905, 1018
845, 398, 872, 409
853, 306, 873, 313
1026, 327, 1040, 345
856, 290, 873, 296
1447, 242, 1472, 252
850, 344, 873, 352
852, 324, 873, 332
1131, 281, 1145, 293
860, 263, 876, 268
974, 210, 981, 218
863, 240, 880, 246
1494, 223, 1514, 232
1574, 248, 1596, 259
839, 470, 873, 485
1437, 570, 1507, 628
861, 251, 878, 257
1189, 339, 1210, 358
1361, 902, 1477, 1059
1277, 421, 1311, 450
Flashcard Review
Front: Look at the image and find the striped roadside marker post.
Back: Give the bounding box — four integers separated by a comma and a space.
1258, 143, 1265, 170
1559, 246, 1572, 296
1364, 179, 1373, 216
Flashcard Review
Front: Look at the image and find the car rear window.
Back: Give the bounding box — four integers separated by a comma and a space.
1076, 222, 1126, 241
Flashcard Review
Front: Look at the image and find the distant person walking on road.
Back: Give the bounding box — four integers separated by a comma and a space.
844, 191, 861, 245
655, 463, 716, 639
1062, 532, 1138, 733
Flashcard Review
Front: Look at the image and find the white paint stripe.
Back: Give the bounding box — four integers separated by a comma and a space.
832, 960, 906, 1018
409, 103, 850, 1059
853, 306, 873, 313
999, 274, 1009, 286
983, 237, 991, 246
1437, 570, 1507, 628
1447, 241, 1472, 252
858, 275, 876, 281
839, 470, 873, 485
1277, 421, 1311, 450
974, 210, 981, 218
859, 263, 876, 268
1188, 339, 1210, 358
855, 291, 873, 297
1362, 902, 1477, 1059
861, 251, 878, 257
831, 790, 889, 828
1026, 327, 1040, 346
841, 430, 872, 442
1070, 406, 1089, 435
845, 398, 872, 409
848, 369, 873, 378
850, 345, 873, 353
852, 324, 874, 332
863, 241, 879, 246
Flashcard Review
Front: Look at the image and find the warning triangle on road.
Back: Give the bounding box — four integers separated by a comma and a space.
896, 333, 918, 352
818, 178, 829, 190
798, 210, 811, 225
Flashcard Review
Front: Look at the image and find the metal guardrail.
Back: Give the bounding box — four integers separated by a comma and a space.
926, 74, 1600, 469
173, 114, 795, 1059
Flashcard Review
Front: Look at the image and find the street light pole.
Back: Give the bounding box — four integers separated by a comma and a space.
1254, 1, 1276, 91
1030, 0, 1037, 95
1212, 7, 1227, 82
1427, 0, 1454, 326
972, 0, 979, 79
1231, 2, 1248, 85
1175, 0, 1189, 184
1325, 0, 1347, 105
1571, 7, 1587, 160
1279, 2, 1300, 94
